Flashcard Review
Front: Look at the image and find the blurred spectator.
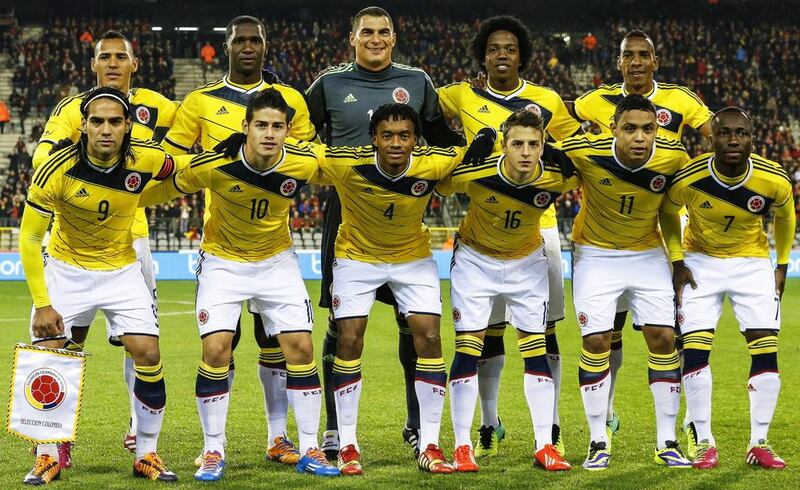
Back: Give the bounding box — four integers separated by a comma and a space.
200, 41, 217, 83
0, 99, 9, 134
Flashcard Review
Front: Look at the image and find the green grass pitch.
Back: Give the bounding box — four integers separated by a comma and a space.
0, 279, 798, 488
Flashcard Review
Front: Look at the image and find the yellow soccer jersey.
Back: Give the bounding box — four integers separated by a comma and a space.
162, 75, 316, 154
321, 145, 467, 263
664, 153, 796, 263
26, 139, 176, 270
437, 155, 578, 259
438, 80, 580, 229
574, 81, 713, 142
146, 142, 325, 263
557, 133, 689, 250
33, 87, 178, 240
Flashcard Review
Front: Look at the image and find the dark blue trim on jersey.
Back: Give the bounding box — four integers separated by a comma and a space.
216, 161, 307, 198
588, 155, 672, 194
600, 93, 684, 134
130, 103, 159, 132
474, 175, 561, 208
688, 176, 774, 215
352, 164, 438, 198
204, 86, 297, 121
469, 87, 554, 128
65, 161, 154, 194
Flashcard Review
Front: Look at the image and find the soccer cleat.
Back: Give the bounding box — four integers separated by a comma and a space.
133, 452, 178, 482
418, 444, 455, 474
322, 430, 339, 462
452, 445, 479, 472
23, 455, 60, 485
402, 426, 421, 458
57, 442, 73, 469
266, 436, 301, 465
194, 451, 225, 481
123, 433, 137, 453
583, 441, 610, 471
692, 442, 719, 469
337, 444, 363, 476
535, 444, 571, 471
654, 440, 692, 468
683, 421, 698, 460
606, 412, 620, 435
296, 448, 340, 477
746, 441, 786, 469
474, 419, 505, 458
552, 424, 566, 458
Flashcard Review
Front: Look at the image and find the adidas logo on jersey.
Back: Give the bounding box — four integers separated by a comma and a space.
699, 200, 713, 209
74, 188, 89, 198
478, 105, 490, 113
361, 187, 374, 194
599, 178, 612, 186
216, 106, 229, 115
229, 184, 243, 193
485, 195, 499, 204
343, 93, 358, 103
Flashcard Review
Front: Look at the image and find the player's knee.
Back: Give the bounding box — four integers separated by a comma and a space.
414, 329, 442, 355
582, 332, 611, 354
202, 335, 233, 366
131, 343, 161, 367
644, 327, 676, 353
336, 330, 363, 358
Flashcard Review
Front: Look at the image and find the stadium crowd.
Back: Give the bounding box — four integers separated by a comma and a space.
1, 14, 799, 228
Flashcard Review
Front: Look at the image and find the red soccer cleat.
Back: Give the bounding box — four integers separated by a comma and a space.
692, 443, 719, 469
338, 444, 363, 476
535, 444, 572, 471
746, 442, 786, 469
418, 444, 455, 474
452, 445, 479, 472
57, 442, 73, 469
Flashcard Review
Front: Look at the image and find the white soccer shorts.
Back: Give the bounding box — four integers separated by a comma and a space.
451, 242, 549, 334
195, 249, 314, 337
31, 256, 159, 343
572, 244, 675, 336
677, 253, 780, 334
331, 256, 441, 319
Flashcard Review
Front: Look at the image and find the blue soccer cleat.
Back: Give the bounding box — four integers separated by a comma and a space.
583, 441, 611, 471
296, 448, 340, 477
654, 441, 692, 468
194, 451, 225, 481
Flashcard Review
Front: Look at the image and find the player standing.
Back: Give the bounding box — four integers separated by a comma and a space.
162, 15, 316, 465
141, 89, 339, 480
437, 16, 581, 457
438, 109, 574, 471
305, 6, 463, 460
20, 87, 178, 485
664, 108, 795, 469
571, 29, 714, 437
558, 95, 691, 470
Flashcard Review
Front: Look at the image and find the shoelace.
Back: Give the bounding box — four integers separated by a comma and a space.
139, 454, 167, 477
274, 439, 297, 452
33, 456, 55, 475
756, 444, 779, 457
308, 450, 328, 464
478, 427, 494, 449
202, 453, 221, 471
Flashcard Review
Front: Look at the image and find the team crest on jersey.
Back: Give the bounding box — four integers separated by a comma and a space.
747, 195, 766, 213
392, 87, 410, 104
534, 191, 552, 208
577, 311, 589, 327
125, 172, 142, 192
280, 179, 298, 196
452, 308, 461, 323
525, 103, 542, 116
136, 106, 151, 124
25, 368, 67, 411
676, 311, 685, 327
655, 109, 673, 127
650, 174, 667, 192
198, 309, 209, 325
411, 180, 429, 196
332, 295, 341, 310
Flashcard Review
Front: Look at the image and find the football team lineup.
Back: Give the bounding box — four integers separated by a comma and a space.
2, 4, 797, 487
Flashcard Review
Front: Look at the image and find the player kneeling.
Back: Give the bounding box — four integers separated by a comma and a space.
665, 108, 795, 470
20, 87, 178, 485
140, 89, 338, 480
438, 109, 573, 472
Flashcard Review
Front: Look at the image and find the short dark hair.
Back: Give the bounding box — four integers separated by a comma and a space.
246, 88, 289, 123
471, 16, 533, 71
95, 30, 133, 55
79, 86, 133, 167
352, 6, 393, 32
368, 103, 422, 138
712, 106, 752, 129
500, 108, 544, 140
226, 15, 267, 44
613, 94, 657, 123
620, 29, 655, 54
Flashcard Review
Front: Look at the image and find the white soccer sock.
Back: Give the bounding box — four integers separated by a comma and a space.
477, 355, 504, 427
450, 373, 478, 448
197, 393, 229, 458
36, 444, 58, 462
123, 352, 137, 434
546, 353, 562, 426
259, 364, 288, 443
607, 347, 623, 420
749, 372, 780, 446
286, 362, 322, 454
525, 373, 555, 450
133, 364, 166, 460
334, 378, 362, 451
650, 381, 680, 448
683, 365, 714, 444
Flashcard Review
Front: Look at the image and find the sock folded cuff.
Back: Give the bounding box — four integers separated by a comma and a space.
748, 336, 778, 355
518, 334, 546, 358
648, 350, 680, 371
416, 357, 446, 371
333, 357, 362, 373
579, 349, 609, 372
287, 361, 317, 377
683, 331, 714, 351
455, 335, 484, 357
135, 362, 164, 382
198, 361, 228, 380
611, 330, 623, 343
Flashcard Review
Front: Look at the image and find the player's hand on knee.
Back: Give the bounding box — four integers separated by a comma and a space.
671, 260, 697, 308
463, 127, 497, 165
32, 305, 65, 339
775, 264, 788, 299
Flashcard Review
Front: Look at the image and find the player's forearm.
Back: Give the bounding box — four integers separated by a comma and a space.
772, 206, 796, 265
422, 116, 465, 147
659, 206, 684, 262
19, 208, 52, 307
